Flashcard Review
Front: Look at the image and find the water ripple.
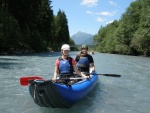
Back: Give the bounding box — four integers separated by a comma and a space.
0, 52, 150, 113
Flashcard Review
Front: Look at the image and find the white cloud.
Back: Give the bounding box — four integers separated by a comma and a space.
94, 10, 117, 16
81, 0, 98, 7
100, 12, 112, 16
109, 1, 117, 6
106, 20, 114, 24
86, 11, 93, 14
96, 17, 105, 22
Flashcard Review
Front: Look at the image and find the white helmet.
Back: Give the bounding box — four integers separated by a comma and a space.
61, 44, 70, 50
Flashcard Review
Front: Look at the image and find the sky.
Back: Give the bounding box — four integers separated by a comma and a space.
51, 0, 135, 36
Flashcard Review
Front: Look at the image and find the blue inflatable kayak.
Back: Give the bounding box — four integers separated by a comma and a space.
28, 73, 98, 108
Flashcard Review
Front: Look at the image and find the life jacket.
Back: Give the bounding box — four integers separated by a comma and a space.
76, 54, 90, 72
58, 57, 73, 75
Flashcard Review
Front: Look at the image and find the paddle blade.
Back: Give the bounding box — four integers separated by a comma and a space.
20, 76, 43, 86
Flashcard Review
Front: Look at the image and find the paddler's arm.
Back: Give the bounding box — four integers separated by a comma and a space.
73, 65, 86, 77
89, 55, 95, 73
90, 63, 95, 72
52, 65, 58, 82
52, 60, 59, 82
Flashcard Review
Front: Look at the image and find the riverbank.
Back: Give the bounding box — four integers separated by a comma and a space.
1, 49, 150, 57
0, 49, 53, 55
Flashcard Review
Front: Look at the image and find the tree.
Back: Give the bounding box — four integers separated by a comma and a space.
53, 10, 70, 50
94, 20, 119, 53
0, 1, 23, 53
94, 0, 150, 56
130, 0, 150, 56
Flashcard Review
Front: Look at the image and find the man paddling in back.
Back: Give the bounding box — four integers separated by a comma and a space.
75, 44, 95, 74
52, 44, 87, 85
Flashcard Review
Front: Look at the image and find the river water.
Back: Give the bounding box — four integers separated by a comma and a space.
0, 52, 150, 113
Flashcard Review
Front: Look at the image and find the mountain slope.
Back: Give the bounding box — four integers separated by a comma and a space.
71, 31, 94, 45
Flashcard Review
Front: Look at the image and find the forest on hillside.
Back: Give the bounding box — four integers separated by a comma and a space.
94, 0, 150, 56
1, 0, 150, 56
0, 0, 75, 54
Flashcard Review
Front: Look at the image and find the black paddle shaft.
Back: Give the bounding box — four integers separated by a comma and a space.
86, 73, 121, 77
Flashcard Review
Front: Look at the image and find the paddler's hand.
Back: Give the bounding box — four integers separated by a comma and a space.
52, 77, 57, 82
90, 69, 95, 74
81, 73, 90, 79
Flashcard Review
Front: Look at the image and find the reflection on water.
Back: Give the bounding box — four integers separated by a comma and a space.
0, 62, 23, 69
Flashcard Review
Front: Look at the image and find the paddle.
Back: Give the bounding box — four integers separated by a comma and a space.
87, 73, 121, 77
20, 76, 88, 86
58, 76, 88, 80
20, 73, 121, 86
57, 73, 121, 77
20, 76, 43, 86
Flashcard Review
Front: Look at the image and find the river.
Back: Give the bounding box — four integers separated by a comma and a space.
0, 52, 150, 113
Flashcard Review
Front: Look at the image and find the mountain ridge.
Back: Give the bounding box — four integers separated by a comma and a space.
71, 31, 94, 45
